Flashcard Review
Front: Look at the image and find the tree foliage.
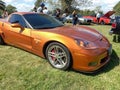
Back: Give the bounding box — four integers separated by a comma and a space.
35, 0, 61, 10
35, 0, 92, 9
34, 0, 93, 15
71, 0, 92, 9
0, 0, 5, 15
94, 6, 103, 14
58, 0, 93, 13
61, 0, 72, 10
0, 0, 5, 10
35, 0, 48, 8
79, 9, 95, 16
6, 4, 17, 14
113, 1, 120, 15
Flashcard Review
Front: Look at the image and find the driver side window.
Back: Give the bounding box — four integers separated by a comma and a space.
9, 14, 27, 28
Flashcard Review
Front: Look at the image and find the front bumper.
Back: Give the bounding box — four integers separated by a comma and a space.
72, 45, 112, 72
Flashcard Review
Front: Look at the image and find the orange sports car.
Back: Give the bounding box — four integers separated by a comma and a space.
0, 12, 112, 73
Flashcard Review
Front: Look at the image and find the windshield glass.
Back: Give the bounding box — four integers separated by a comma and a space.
23, 13, 64, 29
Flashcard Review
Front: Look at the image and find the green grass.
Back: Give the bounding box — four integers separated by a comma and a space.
0, 24, 120, 90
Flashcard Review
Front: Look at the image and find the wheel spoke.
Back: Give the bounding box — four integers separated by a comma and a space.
58, 52, 66, 58
47, 43, 70, 69
54, 46, 59, 53
48, 51, 56, 57
53, 59, 58, 65
56, 58, 65, 65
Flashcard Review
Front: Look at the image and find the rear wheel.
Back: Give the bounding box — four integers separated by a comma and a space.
0, 36, 5, 45
45, 42, 71, 70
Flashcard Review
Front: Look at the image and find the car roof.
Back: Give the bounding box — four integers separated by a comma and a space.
11, 12, 38, 15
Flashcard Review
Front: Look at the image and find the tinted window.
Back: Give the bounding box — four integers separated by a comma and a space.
23, 14, 63, 29
77, 14, 82, 17
9, 14, 27, 27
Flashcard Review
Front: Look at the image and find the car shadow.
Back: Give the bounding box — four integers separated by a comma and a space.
1, 44, 119, 76
96, 49, 120, 74
72, 49, 120, 76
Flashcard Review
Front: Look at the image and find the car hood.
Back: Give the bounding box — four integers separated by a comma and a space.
102, 11, 115, 18
44, 26, 101, 42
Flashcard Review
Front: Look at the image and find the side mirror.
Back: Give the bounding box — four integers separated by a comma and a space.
11, 23, 24, 30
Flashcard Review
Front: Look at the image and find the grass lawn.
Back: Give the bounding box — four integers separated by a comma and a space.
0, 24, 120, 90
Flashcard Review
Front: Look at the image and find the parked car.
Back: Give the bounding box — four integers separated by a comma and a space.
65, 14, 92, 25
83, 14, 96, 23
0, 12, 112, 73
109, 16, 120, 35
84, 11, 115, 24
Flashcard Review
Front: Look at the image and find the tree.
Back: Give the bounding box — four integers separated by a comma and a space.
113, 1, 120, 15
0, 0, 5, 10
35, 0, 48, 8
94, 6, 103, 13
61, 0, 72, 10
34, 0, 93, 14
80, 9, 95, 16
61, 0, 93, 13
72, 0, 93, 9
6, 4, 17, 14
35, 0, 61, 10
0, 0, 5, 15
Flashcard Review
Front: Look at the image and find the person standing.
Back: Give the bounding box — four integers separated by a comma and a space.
37, 2, 45, 13
96, 12, 101, 24
72, 10, 78, 26
55, 8, 61, 21
43, 7, 49, 14
33, 6, 37, 12
2, 10, 8, 18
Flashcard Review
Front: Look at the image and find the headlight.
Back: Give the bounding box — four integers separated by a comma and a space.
75, 39, 97, 49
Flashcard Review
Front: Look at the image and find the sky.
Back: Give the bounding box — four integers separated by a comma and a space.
4, 0, 120, 13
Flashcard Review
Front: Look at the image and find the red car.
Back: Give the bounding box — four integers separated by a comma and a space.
84, 11, 115, 24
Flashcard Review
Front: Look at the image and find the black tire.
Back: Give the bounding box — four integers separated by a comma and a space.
45, 42, 71, 70
100, 21, 105, 25
79, 20, 82, 24
66, 20, 69, 23
0, 36, 5, 45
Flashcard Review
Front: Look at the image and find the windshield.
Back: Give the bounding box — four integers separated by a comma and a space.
23, 13, 64, 29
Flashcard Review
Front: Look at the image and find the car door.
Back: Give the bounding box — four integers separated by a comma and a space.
3, 14, 32, 50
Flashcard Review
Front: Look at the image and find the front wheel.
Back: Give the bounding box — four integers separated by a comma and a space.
45, 42, 72, 70
100, 21, 105, 25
